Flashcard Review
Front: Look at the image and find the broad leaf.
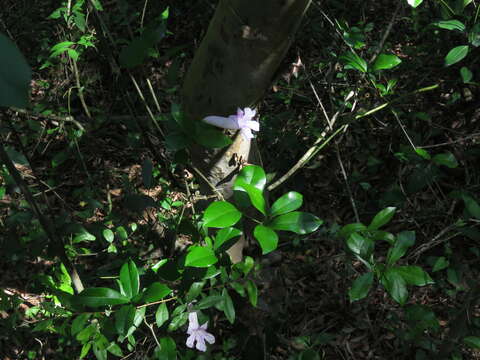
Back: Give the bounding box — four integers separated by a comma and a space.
368, 207, 396, 230
233, 179, 267, 215
407, 0, 423, 8
340, 51, 368, 73
338, 223, 367, 239
372, 54, 402, 71
195, 127, 232, 148
195, 295, 224, 309
268, 212, 323, 234
76, 288, 130, 307
214, 227, 242, 252
349, 272, 374, 302
395, 266, 434, 286
432, 151, 458, 168
203, 201, 242, 228
223, 289, 235, 324
120, 260, 140, 299
185, 246, 218, 267
269, 191, 303, 217
432, 20, 466, 32
347, 233, 374, 260
386, 231, 415, 266
253, 225, 278, 254
245, 279, 258, 307
155, 302, 169, 327
115, 305, 135, 336
464, 336, 480, 349
444, 45, 469, 66
142, 282, 172, 303
381, 269, 408, 305
235, 165, 266, 191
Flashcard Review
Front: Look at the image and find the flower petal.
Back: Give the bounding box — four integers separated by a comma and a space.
241, 128, 254, 140
246, 120, 259, 132
203, 116, 239, 130
195, 334, 207, 352
188, 312, 199, 333
243, 107, 256, 121
200, 321, 208, 330
186, 333, 196, 348
203, 331, 215, 345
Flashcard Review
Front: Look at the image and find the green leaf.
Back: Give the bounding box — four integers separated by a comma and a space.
407, 0, 423, 8
235, 165, 266, 191
234, 178, 266, 215
155, 302, 169, 328
253, 225, 278, 254
346, 233, 374, 259
349, 272, 374, 302
52, 151, 70, 168
268, 212, 323, 234
120, 260, 140, 299
155, 337, 177, 360
461, 194, 480, 219
395, 266, 434, 286
386, 231, 415, 266
415, 148, 431, 160
245, 279, 258, 307
432, 256, 449, 272
185, 246, 218, 267
432, 20, 466, 32
464, 336, 480, 349
115, 305, 135, 336
444, 45, 469, 66
195, 126, 232, 148
72, 229, 96, 243
142, 282, 172, 303
214, 227, 242, 252
223, 289, 235, 324
203, 201, 242, 228
76, 288, 130, 307
338, 223, 367, 239
432, 151, 458, 168
368, 207, 396, 230
195, 295, 224, 310
165, 132, 189, 151
107, 343, 123, 357
71, 313, 91, 336
270, 191, 303, 217
340, 51, 368, 73
186, 281, 205, 302
80, 343, 91, 358
372, 54, 402, 71
381, 268, 408, 305
460, 66, 473, 83
102, 229, 114, 243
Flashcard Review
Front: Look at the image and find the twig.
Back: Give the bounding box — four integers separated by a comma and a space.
335, 144, 359, 222
190, 165, 225, 200
369, 2, 402, 64
72, 59, 92, 119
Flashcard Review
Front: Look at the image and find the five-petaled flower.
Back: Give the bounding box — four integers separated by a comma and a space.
203, 107, 260, 140
186, 311, 215, 352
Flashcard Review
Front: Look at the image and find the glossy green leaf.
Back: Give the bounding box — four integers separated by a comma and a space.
71, 313, 91, 336
142, 282, 172, 303
186, 281, 205, 302
253, 225, 278, 254
115, 305, 135, 336
245, 279, 258, 307
155, 337, 177, 360
338, 223, 367, 239
106, 343, 123, 357
464, 336, 480, 349
72, 229, 96, 243
195, 127, 232, 148
381, 268, 408, 305
270, 191, 303, 217
461, 194, 480, 219
340, 51, 368, 73
185, 246, 218, 267
235, 165, 266, 191
233, 178, 266, 215
347, 233, 374, 259
155, 302, 169, 328
432, 20, 466, 32
223, 289, 235, 324
372, 54, 402, 71
395, 266, 434, 286
444, 45, 469, 66
203, 201, 242, 228
432, 151, 458, 168
349, 272, 374, 302
214, 227, 242, 252
460, 67, 473, 83
102, 229, 114, 243
415, 148, 431, 160
195, 295, 224, 310
368, 207, 396, 230
268, 211, 323, 234
76, 288, 130, 307
0, 34, 31, 108
407, 0, 423, 8
386, 231, 415, 266
120, 260, 139, 299
432, 256, 449, 272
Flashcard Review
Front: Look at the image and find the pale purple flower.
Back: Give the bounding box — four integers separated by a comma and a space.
203, 107, 260, 140
186, 311, 215, 352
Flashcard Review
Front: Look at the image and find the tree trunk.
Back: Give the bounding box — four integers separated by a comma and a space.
182, 0, 311, 262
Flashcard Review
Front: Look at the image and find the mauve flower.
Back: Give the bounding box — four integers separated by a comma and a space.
186, 311, 215, 352
203, 107, 260, 140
